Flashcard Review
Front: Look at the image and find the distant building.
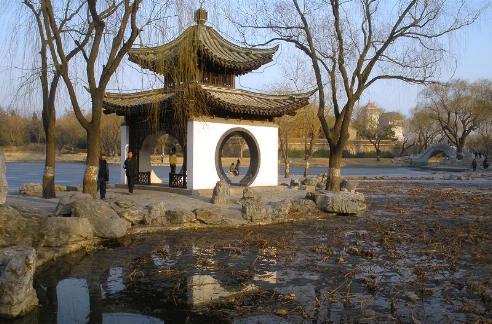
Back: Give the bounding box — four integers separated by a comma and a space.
359, 102, 405, 142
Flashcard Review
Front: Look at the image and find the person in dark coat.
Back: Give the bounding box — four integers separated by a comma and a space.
124, 151, 138, 194
472, 158, 477, 171
97, 153, 109, 199
235, 159, 241, 176
484, 157, 490, 170
169, 147, 177, 174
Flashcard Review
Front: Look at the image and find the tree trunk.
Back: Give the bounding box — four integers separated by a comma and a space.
326, 146, 342, 191
456, 143, 464, 160
303, 159, 309, 177
83, 127, 101, 198
284, 162, 290, 178
42, 112, 56, 199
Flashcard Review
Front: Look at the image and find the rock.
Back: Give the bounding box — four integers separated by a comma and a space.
194, 208, 224, 225
406, 291, 419, 303
239, 188, 269, 223
313, 192, 367, 215
301, 176, 318, 186
0, 247, 38, 318
143, 202, 167, 225
39, 217, 94, 247
166, 210, 195, 224
72, 200, 130, 239
290, 178, 300, 188
108, 197, 145, 225
340, 180, 357, 192
0, 149, 7, 205
290, 198, 318, 216
55, 192, 92, 216
19, 183, 66, 196
211, 180, 230, 205
65, 185, 81, 192
221, 210, 248, 226
0, 206, 40, 247
269, 200, 292, 221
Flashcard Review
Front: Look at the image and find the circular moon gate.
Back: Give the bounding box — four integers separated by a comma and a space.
215, 128, 261, 186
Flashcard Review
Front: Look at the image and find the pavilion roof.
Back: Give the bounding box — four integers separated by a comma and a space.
127, 25, 278, 75
103, 85, 315, 119
103, 89, 174, 115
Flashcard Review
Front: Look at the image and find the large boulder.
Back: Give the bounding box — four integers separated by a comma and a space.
268, 199, 292, 221
194, 207, 224, 225
0, 206, 41, 247
19, 183, 66, 196
0, 247, 38, 318
239, 188, 270, 223
0, 149, 7, 205
312, 191, 367, 215
290, 198, 318, 217
301, 176, 318, 186
143, 202, 167, 226
38, 217, 94, 247
340, 180, 357, 192
72, 200, 130, 239
166, 210, 196, 225
108, 197, 145, 225
210, 180, 230, 205
55, 192, 92, 216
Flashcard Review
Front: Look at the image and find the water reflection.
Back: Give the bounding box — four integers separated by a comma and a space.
20, 219, 484, 324
56, 279, 90, 324
103, 313, 164, 324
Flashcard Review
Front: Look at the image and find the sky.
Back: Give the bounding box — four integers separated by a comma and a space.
0, 0, 491, 116
236, 2, 492, 115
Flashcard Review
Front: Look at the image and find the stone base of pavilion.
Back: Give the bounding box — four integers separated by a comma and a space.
114, 183, 285, 197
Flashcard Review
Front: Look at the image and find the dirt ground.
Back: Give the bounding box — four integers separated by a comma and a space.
12, 179, 489, 323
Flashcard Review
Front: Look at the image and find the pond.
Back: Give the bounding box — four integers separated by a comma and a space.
5, 162, 431, 190
2, 180, 491, 323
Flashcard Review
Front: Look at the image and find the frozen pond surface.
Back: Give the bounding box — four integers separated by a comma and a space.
5, 161, 431, 190
1, 181, 491, 323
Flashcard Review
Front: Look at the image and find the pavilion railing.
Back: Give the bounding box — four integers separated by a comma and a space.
169, 173, 187, 188
137, 172, 151, 185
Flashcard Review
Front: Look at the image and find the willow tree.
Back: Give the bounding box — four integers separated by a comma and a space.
423, 80, 491, 159
233, 0, 481, 191
41, 0, 143, 197
22, 0, 89, 198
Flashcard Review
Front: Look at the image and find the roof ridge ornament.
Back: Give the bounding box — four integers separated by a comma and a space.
194, 8, 208, 25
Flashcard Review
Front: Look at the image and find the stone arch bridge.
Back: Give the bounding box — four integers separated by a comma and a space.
410, 144, 457, 166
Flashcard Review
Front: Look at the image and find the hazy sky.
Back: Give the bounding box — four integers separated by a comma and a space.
0, 0, 491, 116
237, 3, 492, 115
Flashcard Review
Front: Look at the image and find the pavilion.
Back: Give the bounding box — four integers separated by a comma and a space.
103, 8, 314, 190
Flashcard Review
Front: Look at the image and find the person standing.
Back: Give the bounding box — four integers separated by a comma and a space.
235, 159, 241, 176
97, 153, 109, 199
124, 151, 138, 194
472, 158, 477, 171
484, 157, 489, 170
169, 147, 177, 174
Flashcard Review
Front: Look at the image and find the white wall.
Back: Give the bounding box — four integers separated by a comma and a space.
138, 134, 163, 184
187, 119, 278, 190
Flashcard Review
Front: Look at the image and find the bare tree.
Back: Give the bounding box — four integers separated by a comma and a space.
423, 80, 489, 159
353, 108, 397, 161
41, 0, 144, 196
295, 104, 321, 176
277, 115, 296, 178
22, 0, 88, 198
232, 0, 481, 190
407, 106, 441, 153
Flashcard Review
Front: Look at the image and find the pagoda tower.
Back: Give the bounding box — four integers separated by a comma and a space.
103, 8, 314, 190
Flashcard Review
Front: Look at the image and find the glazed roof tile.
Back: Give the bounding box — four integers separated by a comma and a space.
128, 25, 278, 75
103, 85, 315, 119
